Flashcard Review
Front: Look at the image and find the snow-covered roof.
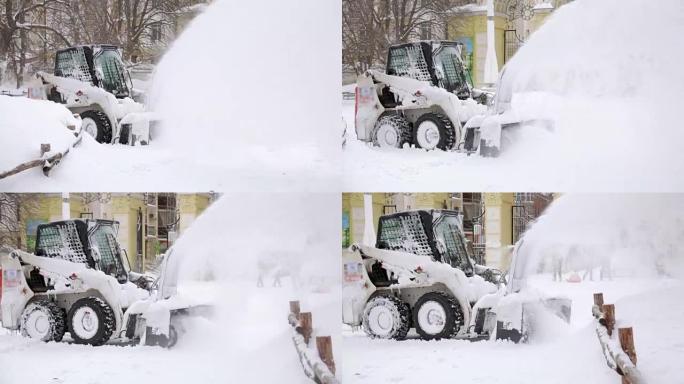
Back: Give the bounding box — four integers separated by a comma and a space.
451, 4, 487, 13
176, 2, 208, 14
533, 2, 554, 11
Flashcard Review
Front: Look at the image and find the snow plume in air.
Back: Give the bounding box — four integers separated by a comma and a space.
496, 0, 684, 189
172, 193, 339, 285
158, 193, 339, 382
506, 0, 682, 98
518, 194, 684, 279
148, 0, 340, 174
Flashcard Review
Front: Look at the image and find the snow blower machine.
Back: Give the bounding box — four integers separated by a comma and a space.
342, 209, 571, 342
354, 40, 523, 156
28, 45, 158, 145
0, 219, 209, 347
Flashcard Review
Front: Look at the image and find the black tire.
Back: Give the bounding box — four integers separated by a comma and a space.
413, 113, 457, 151
413, 292, 463, 340
80, 110, 113, 144
20, 299, 66, 342
371, 114, 411, 148
67, 297, 116, 346
361, 294, 411, 340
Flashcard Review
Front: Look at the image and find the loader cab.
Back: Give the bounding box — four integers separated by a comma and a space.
54, 45, 132, 98
385, 41, 472, 100
34, 219, 128, 283
375, 209, 474, 276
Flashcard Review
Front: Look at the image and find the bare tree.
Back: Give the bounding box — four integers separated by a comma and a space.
1, 0, 201, 86
0, 193, 40, 250
0, 0, 73, 86
343, 0, 462, 76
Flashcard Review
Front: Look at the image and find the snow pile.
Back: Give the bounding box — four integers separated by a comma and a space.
612, 282, 684, 383
518, 194, 684, 279
149, 0, 340, 172
0, 96, 79, 170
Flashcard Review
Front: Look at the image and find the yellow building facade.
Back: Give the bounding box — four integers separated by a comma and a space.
448, 0, 572, 86
342, 193, 548, 271
17, 193, 213, 272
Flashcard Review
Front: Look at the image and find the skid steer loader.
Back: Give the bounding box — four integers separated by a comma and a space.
0, 219, 209, 347
342, 209, 571, 342
28, 45, 158, 145
354, 41, 490, 151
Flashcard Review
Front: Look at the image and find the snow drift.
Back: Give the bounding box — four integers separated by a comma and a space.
149, 0, 340, 171
517, 194, 684, 279
0, 96, 80, 170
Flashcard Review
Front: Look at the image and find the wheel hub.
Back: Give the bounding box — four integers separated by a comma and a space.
73, 307, 99, 338
82, 117, 98, 138
417, 301, 447, 335
368, 306, 394, 336
81, 312, 94, 332
26, 311, 50, 338
376, 124, 399, 147
416, 121, 440, 150
427, 309, 445, 326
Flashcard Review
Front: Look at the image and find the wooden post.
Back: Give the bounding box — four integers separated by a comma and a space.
40, 143, 51, 157
290, 300, 301, 319
603, 304, 615, 336
299, 312, 312, 344
593, 293, 604, 307
316, 336, 336, 375
619, 327, 637, 384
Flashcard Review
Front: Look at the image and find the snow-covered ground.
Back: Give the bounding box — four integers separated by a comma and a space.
343, 0, 684, 192
0, 192, 341, 383
0, 120, 336, 192
342, 275, 683, 384
0, 0, 341, 192
0, 281, 312, 384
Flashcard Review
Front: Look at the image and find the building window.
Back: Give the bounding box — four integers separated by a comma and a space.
151, 22, 162, 42
157, 193, 178, 249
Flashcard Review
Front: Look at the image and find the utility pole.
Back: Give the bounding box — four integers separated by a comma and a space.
363, 193, 376, 247
483, 0, 499, 86
61, 193, 70, 220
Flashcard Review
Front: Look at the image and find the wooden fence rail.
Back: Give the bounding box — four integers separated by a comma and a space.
288, 300, 339, 384
591, 293, 646, 384
0, 120, 82, 180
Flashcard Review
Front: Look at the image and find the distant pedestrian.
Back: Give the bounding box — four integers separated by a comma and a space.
600, 255, 612, 280
273, 271, 283, 287
552, 253, 563, 282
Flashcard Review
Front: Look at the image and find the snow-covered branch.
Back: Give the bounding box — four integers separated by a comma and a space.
16, 22, 71, 46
